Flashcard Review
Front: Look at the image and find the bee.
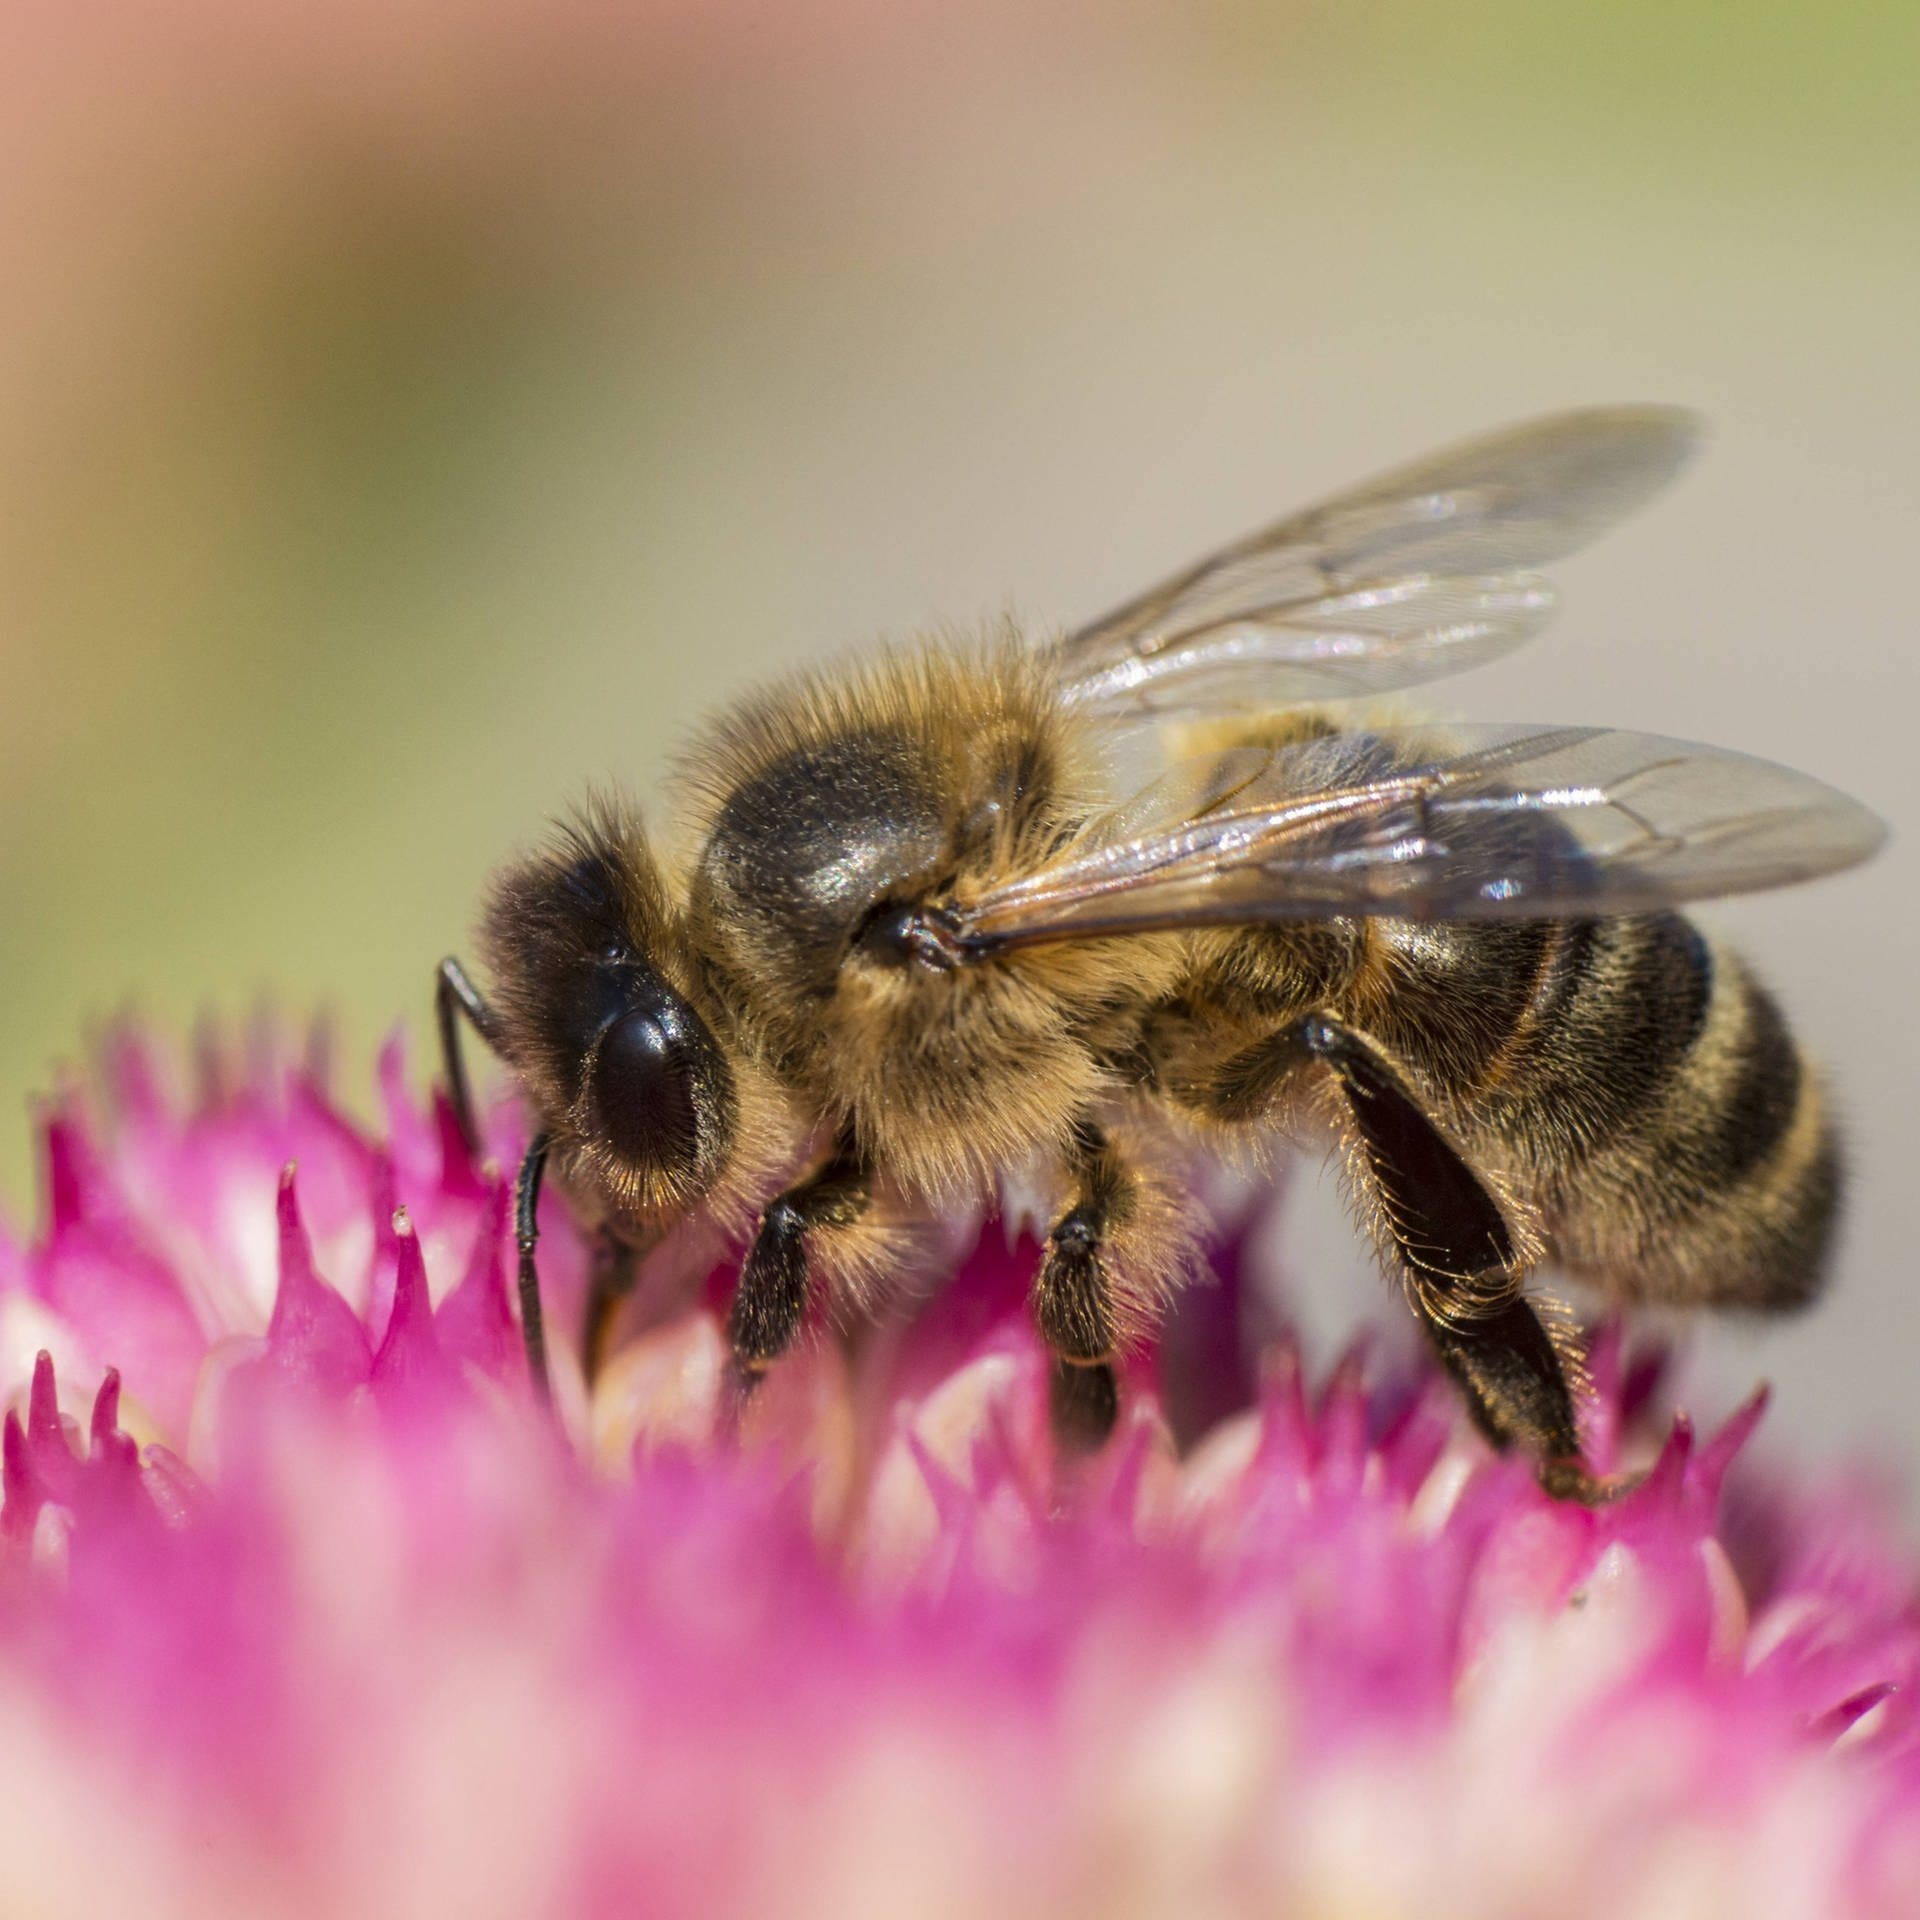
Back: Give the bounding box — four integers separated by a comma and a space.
437, 407, 1884, 1500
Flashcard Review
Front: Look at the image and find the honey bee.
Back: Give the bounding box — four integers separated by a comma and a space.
438, 408, 1884, 1500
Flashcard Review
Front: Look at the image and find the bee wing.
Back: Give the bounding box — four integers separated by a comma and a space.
1054, 407, 1700, 716
956, 724, 1886, 950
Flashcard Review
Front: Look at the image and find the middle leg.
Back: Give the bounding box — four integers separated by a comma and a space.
1034, 1121, 1197, 1452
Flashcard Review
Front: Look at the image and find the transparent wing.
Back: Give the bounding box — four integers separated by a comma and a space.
956, 724, 1885, 950
1054, 407, 1700, 716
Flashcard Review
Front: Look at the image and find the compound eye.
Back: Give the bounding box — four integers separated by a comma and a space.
588, 1006, 700, 1171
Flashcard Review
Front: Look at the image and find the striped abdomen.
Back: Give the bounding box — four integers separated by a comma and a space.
1354, 913, 1838, 1312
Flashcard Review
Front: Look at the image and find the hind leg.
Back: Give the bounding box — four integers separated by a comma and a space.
1200, 1013, 1616, 1503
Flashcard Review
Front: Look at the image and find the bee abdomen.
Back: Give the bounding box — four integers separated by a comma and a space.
1368, 913, 1712, 1156
1537, 934, 1839, 1312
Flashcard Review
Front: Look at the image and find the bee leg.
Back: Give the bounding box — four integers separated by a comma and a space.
1272, 1016, 1604, 1503
514, 1130, 554, 1403
436, 955, 504, 1163
1049, 1353, 1120, 1453
1423, 1304, 1616, 1504
728, 1138, 870, 1390
1034, 1122, 1130, 1453
580, 1230, 639, 1388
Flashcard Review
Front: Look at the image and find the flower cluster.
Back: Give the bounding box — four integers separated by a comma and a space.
2, 1026, 1918, 1919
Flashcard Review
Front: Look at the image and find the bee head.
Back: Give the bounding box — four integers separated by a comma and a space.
479, 803, 736, 1224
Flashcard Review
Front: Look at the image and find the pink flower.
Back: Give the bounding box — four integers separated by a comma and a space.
3, 1023, 1919, 1918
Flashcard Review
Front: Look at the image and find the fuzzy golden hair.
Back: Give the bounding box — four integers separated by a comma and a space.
675, 632, 1186, 1200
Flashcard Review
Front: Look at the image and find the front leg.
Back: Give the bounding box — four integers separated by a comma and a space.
442, 956, 558, 1404
514, 1131, 554, 1402
437, 954, 504, 1163
580, 1229, 640, 1389
728, 1135, 871, 1384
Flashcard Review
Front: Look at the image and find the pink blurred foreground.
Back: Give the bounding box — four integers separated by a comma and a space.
2, 1028, 1918, 1919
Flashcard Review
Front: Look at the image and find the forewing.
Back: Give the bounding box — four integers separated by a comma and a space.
1055, 407, 1699, 716
957, 724, 1885, 949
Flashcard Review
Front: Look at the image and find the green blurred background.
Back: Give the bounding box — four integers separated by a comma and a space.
4, 3, 1915, 1454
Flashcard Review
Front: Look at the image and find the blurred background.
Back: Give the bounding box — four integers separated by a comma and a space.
3, 2, 1915, 1459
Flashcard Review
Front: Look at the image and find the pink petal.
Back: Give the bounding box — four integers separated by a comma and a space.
370, 1208, 457, 1409
260, 1165, 371, 1398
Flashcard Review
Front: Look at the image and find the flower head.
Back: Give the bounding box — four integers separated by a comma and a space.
3, 1024, 1919, 1918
